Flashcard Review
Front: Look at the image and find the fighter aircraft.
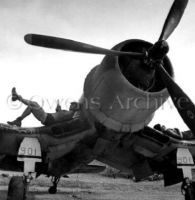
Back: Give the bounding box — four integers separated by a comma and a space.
0, 0, 195, 199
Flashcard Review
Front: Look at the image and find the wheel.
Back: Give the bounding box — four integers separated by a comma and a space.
48, 186, 57, 194
7, 176, 25, 200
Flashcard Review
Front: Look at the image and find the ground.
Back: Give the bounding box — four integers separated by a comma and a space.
0, 173, 184, 200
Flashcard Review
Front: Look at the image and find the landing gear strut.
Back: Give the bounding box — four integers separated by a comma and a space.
48, 176, 60, 194
181, 178, 195, 200
177, 148, 195, 200
6, 137, 42, 200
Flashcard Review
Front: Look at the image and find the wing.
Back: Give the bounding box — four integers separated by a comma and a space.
93, 126, 195, 186
0, 120, 97, 175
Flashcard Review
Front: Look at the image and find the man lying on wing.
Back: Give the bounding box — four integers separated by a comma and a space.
7, 87, 79, 127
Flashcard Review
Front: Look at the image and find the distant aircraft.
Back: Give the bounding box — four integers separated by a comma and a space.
1, 0, 195, 199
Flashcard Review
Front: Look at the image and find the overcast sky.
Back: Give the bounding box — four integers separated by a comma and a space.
1, 0, 195, 129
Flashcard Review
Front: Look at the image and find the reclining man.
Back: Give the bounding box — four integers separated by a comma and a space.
7, 88, 79, 127
153, 124, 194, 140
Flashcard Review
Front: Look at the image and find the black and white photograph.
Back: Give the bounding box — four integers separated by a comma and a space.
1, 0, 195, 199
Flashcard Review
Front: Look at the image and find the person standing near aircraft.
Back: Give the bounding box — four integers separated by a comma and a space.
7, 87, 79, 127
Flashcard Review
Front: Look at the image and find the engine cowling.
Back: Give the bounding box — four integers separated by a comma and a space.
82, 39, 174, 132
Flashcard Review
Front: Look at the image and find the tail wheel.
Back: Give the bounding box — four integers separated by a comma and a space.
48, 186, 57, 194
48, 176, 60, 194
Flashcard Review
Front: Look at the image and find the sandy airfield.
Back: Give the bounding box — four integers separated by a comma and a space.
0, 173, 184, 200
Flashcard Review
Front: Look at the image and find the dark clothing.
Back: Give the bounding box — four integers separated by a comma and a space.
43, 114, 55, 126
43, 111, 75, 126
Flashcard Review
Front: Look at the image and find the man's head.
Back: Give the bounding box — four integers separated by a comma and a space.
69, 102, 80, 111
154, 124, 166, 132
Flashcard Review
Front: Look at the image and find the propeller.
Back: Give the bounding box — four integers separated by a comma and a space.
148, 0, 189, 60
159, 0, 188, 41
156, 64, 195, 135
24, 0, 195, 136
148, 0, 195, 136
24, 34, 144, 58
24, 0, 188, 60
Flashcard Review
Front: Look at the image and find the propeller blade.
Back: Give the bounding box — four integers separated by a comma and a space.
157, 64, 195, 135
159, 0, 188, 41
24, 34, 144, 58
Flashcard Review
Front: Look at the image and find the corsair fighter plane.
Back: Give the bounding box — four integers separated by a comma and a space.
1, 0, 195, 199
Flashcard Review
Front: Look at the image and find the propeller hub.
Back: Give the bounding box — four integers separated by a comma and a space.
148, 40, 169, 61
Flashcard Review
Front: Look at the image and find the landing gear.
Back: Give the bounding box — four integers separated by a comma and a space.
48, 176, 60, 194
181, 177, 195, 200
177, 148, 195, 199
7, 174, 32, 200
6, 137, 42, 200
7, 176, 25, 200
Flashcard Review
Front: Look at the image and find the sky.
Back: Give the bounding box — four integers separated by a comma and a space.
0, 0, 195, 129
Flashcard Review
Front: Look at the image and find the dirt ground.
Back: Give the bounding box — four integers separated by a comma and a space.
0, 173, 184, 200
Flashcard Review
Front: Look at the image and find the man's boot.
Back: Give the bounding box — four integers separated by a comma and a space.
7, 117, 22, 127
11, 87, 20, 101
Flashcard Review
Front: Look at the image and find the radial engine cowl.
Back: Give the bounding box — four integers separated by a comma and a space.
83, 39, 174, 133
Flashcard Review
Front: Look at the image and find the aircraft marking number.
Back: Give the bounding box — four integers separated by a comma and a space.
19, 147, 37, 156
177, 156, 193, 165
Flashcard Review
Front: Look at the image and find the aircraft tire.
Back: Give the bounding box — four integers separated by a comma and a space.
48, 186, 57, 194
7, 176, 25, 200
